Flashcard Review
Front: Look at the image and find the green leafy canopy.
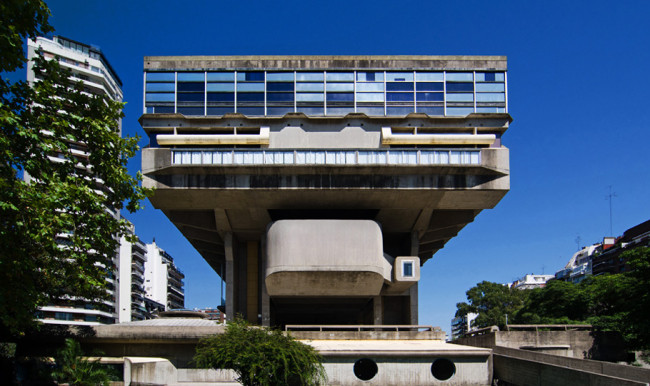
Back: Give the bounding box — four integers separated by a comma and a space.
194, 319, 327, 386
0, 0, 150, 334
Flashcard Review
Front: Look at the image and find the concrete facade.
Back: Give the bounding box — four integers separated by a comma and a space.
140, 55, 511, 327
144, 241, 185, 310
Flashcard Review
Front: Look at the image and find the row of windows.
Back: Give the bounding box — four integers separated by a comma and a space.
145, 70, 506, 117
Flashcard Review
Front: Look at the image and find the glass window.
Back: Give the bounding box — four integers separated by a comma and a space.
296, 83, 324, 92
386, 72, 414, 82
326, 72, 354, 81
146, 72, 175, 81
146, 83, 175, 92
446, 72, 473, 81
416, 72, 443, 82
267, 92, 294, 102
237, 72, 264, 81
357, 106, 385, 116
326, 107, 354, 115
296, 72, 324, 81
177, 93, 204, 102
177, 72, 204, 82
417, 106, 444, 116
446, 82, 474, 92
356, 82, 384, 92
267, 72, 294, 82
356, 93, 384, 102
237, 83, 265, 92
297, 93, 324, 102
207, 72, 235, 81
207, 93, 234, 102
207, 83, 235, 92
417, 92, 444, 101
446, 107, 474, 116
387, 106, 414, 115
146, 93, 174, 102
267, 82, 294, 92
237, 93, 264, 102
177, 106, 204, 115
387, 92, 414, 102
446, 93, 474, 102
326, 92, 354, 102
403, 261, 413, 277
476, 72, 505, 82
327, 83, 354, 92
357, 72, 384, 82
387, 82, 414, 92
237, 106, 264, 115
267, 106, 294, 115
416, 82, 444, 91
476, 93, 505, 102
177, 82, 204, 92
476, 83, 505, 92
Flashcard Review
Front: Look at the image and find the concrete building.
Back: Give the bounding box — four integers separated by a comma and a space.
592, 219, 650, 276
451, 312, 478, 340
117, 227, 149, 322
27, 36, 123, 326
510, 274, 554, 290
555, 243, 602, 283
140, 55, 511, 327
144, 241, 185, 310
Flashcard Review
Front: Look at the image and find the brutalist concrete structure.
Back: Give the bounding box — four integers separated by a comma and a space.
140, 55, 511, 327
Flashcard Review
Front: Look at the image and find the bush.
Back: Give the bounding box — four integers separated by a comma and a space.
194, 319, 326, 386
52, 338, 116, 386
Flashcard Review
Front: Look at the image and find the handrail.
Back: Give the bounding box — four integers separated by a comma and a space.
284, 324, 435, 332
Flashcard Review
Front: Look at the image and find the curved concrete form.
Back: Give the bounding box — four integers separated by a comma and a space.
266, 220, 389, 296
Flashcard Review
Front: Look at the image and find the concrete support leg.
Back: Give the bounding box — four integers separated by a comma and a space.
410, 231, 419, 325
224, 233, 234, 322
373, 296, 383, 325
260, 235, 271, 327
246, 241, 259, 324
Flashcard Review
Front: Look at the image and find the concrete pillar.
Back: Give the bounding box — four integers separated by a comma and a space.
410, 231, 419, 325
224, 233, 234, 322
260, 235, 271, 326
373, 296, 383, 325
246, 241, 259, 324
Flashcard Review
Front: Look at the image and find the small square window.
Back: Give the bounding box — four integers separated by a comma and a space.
403, 261, 414, 277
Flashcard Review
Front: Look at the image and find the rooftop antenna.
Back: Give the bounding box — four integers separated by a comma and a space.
606, 186, 617, 236
575, 235, 582, 251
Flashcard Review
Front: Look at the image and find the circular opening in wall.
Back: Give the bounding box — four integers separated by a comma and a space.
353, 358, 378, 381
431, 358, 456, 381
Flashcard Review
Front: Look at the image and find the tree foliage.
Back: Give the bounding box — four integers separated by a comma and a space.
456, 246, 650, 349
455, 280, 528, 329
194, 319, 327, 386
0, 0, 149, 334
52, 338, 116, 386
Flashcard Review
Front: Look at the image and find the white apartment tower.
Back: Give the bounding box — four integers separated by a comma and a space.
27, 36, 124, 325
144, 241, 185, 310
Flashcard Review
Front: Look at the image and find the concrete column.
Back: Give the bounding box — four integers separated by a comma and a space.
410, 231, 419, 325
246, 241, 259, 324
224, 233, 234, 322
260, 235, 271, 326
373, 296, 383, 325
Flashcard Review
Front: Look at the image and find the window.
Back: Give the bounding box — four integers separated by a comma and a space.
403, 261, 414, 277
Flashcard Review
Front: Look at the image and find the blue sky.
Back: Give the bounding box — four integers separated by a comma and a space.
40, 0, 650, 334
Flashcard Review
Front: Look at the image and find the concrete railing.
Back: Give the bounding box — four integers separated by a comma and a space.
171, 148, 481, 166
493, 346, 650, 386
285, 324, 436, 332
505, 324, 592, 331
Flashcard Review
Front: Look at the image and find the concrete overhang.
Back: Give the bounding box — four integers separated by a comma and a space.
144, 55, 508, 71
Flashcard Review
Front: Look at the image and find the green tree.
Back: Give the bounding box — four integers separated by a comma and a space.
52, 338, 116, 386
0, 0, 149, 334
517, 279, 589, 324
194, 319, 327, 386
455, 280, 529, 329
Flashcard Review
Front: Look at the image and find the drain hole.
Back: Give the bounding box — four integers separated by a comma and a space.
431, 358, 455, 380
354, 358, 378, 381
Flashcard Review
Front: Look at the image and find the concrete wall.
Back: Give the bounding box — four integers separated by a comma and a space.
492, 346, 650, 386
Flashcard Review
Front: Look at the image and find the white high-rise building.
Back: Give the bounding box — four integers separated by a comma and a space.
27, 36, 124, 325
144, 241, 185, 311
117, 227, 149, 323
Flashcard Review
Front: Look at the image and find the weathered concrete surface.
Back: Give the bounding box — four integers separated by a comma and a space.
144, 55, 508, 71
492, 346, 650, 386
455, 329, 625, 360
266, 220, 390, 296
